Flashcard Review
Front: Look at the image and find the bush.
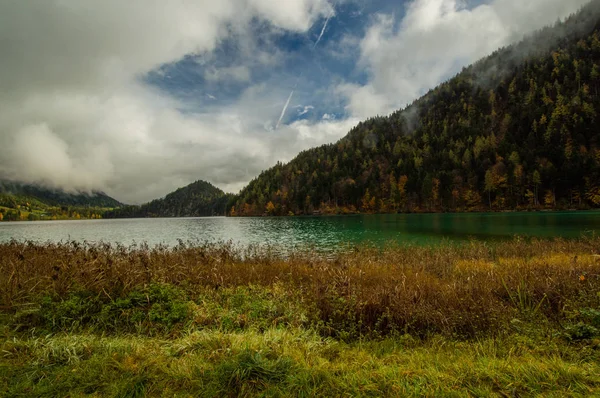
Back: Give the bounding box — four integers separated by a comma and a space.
22, 284, 192, 334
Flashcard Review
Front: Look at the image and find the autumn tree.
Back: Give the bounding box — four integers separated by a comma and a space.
484, 159, 508, 209
532, 170, 542, 207
585, 179, 600, 206
266, 201, 276, 215
225, 6, 600, 216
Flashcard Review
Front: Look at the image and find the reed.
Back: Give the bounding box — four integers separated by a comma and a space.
2, 238, 600, 396
1, 238, 599, 339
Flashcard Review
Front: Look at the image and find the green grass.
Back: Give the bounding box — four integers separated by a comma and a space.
1, 239, 600, 396
2, 328, 600, 397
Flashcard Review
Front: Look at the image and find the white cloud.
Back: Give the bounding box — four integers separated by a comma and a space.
297, 105, 315, 116
342, 0, 590, 118
0, 0, 588, 204
283, 118, 360, 147
0, 0, 345, 203
7, 124, 113, 192
248, 0, 333, 31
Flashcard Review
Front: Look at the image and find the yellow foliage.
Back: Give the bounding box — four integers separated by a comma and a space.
497, 254, 596, 270
462, 189, 482, 209
544, 190, 555, 208
266, 201, 276, 215
586, 185, 600, 206
453, 259, 496, 274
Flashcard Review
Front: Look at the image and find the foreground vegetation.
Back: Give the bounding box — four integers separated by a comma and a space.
1, 239, 600, 396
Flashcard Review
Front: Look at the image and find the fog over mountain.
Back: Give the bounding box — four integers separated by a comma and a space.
0, 0, 589, 203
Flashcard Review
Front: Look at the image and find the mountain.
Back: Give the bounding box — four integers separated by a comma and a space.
228, 1, 600, 216
104, 180, 231, 218
0, 180, 122, 208
0, 180, 122, 221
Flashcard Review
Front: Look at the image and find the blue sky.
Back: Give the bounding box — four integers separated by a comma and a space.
145, 0, 387, 124
0, 0, 590, 202
145, 0, 499, 127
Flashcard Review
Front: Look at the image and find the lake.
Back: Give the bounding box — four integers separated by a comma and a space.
1, 211, 599, 251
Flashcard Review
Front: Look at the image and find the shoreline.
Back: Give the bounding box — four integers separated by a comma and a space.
2, 207, 598, 222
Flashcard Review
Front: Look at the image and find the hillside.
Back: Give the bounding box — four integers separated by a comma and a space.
228, 0, 600, 216
0, 180, 121, 208
0, 180, 122, 221
104, 180, 231, 218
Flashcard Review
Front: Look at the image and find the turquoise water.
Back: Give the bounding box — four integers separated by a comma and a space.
0, 212, 599, 250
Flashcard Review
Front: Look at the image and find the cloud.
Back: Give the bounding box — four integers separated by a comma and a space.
6, 124, 113, 192
249, 0, 334, 31
341, 0, 590, 119
297, 105, 315, 116
0, 0, 588, 205
0, 0, 345, 203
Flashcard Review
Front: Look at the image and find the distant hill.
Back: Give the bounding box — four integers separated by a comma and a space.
0, 180, 122, 221
228, 0, 600, 216
0, 180, 122, 208
104, 180, 231, 218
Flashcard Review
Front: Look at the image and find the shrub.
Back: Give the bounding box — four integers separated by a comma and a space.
21, 284, 192, 334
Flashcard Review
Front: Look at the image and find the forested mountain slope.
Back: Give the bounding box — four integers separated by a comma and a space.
104, 180, 231, 218
0, 180, 121, 208
0, 180, 122, 221
229, 0, 600, 216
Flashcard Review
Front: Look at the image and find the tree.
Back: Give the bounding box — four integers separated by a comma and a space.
265, 201, 276, 215
484, 160, 508, 209
484, 170, 495, 209
389, 173, 398, 211
398, 175, 408, 210
432, 178, 441, 209
463, 189, 482, 210
304, 195, 313, 214
586, 180, 600, 206
361, 189, 373, 213
544, 190, 555, 208
224, 8, 600, 216
369, 195, 377, 212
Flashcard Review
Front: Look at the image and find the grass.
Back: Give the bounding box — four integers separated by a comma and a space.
2, 329, 600, 396
1, 238, 600, 396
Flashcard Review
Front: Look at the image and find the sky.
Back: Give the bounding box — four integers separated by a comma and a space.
0, 0, 591, 204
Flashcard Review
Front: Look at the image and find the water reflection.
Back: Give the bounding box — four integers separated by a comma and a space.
0, 211, 598, 251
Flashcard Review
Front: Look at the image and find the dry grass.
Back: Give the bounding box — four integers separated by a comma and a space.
2, 239, 600, 396
1, 238, 599, 339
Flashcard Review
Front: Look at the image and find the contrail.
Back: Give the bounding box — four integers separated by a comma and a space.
276, 72, 303, 129
275, 3, 335, 129
312, 12, 332, 50
275, 88, 295, 129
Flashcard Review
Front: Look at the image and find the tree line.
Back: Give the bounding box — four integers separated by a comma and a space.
228, 1, 600, 216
